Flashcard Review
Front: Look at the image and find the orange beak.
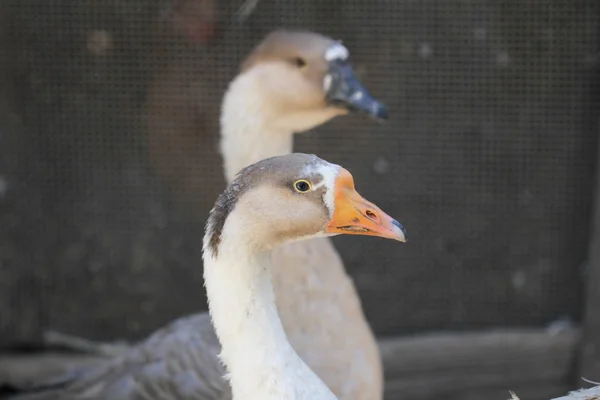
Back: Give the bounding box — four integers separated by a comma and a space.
326, 169, 407, 242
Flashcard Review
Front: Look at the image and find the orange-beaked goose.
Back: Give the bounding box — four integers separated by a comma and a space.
203, 153, 406, 400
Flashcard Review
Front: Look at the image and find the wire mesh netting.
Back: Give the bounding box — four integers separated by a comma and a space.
0, 0, 598, 345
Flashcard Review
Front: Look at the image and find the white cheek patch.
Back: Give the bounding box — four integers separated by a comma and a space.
315, 164, 340, 218
323, 74, 332, 92
324, 42, 349, 62
300, 161, 341, 218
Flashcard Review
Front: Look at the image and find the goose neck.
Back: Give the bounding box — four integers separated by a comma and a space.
219, 75, 294, 183
203, 225, 336, 399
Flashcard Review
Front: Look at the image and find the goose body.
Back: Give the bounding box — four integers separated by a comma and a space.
5, 31, 389, 400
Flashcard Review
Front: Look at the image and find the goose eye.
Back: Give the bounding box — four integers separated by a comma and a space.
293, 179, 312, 193
293, 57, 307, 68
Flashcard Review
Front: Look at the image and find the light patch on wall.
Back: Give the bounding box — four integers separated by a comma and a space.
419, 43, 433, 58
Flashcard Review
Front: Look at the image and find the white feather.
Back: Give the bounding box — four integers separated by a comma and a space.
324, 42, 350, 61
203, 210, 338, 400
317, 163, 340, 218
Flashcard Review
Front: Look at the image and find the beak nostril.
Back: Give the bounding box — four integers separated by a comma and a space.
365, 210, 377, 221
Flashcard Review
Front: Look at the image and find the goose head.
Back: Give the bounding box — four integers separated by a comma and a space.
237, 30, 388, 133
205, 153, 405, 257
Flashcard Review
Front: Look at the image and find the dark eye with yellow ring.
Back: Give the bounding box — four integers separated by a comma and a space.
293, 179, 312, 193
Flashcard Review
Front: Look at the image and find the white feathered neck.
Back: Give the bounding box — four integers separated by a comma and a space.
203, 209, 338, 400
219, 67, 293, 184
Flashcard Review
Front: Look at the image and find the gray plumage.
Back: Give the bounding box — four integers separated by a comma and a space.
7, 314, 231, 400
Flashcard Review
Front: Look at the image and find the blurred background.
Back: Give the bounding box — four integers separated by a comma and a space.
0, 0, 599, 399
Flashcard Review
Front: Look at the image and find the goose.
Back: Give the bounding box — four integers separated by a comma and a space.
218, 30, 388, 400
204, 153, 406, 400
4, 30, 389, 400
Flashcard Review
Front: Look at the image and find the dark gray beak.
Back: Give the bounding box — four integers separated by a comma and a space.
325, 60, 389, 121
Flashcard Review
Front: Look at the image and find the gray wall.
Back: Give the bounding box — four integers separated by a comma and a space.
0, 0, 598, 345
